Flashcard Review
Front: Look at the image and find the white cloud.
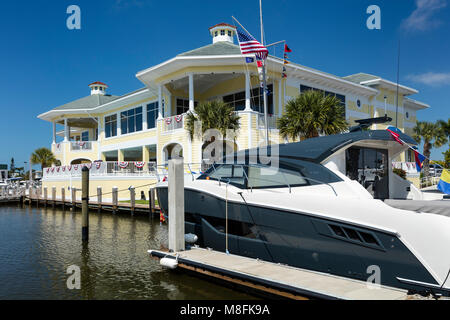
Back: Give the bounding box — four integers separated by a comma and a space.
401, 0, 447, 31
406, 72, 450, 86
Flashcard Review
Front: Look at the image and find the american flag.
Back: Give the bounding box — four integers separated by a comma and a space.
236, 26, 269, 60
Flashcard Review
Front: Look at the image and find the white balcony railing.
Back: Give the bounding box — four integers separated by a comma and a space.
257, 114, 279, 129
43, 161, 158, 178
162, 114, 184, 132
70, 141, 94, 151
54, 143, 63, 153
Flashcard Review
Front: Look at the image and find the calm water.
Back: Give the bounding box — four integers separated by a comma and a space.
0, 205, 255, 300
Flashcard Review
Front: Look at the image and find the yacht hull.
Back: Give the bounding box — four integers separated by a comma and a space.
156, 186, 445, 296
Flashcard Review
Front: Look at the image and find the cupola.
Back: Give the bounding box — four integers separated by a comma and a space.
209, 23, 236, 44
88, 81, 108, 95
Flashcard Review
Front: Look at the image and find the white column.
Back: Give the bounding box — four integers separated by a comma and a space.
117, 112, 122, 135
245, 72, 251, 111
64, 119, 69, 142
97, 117, 101, 141
143, 104, 148, 130
167, 91, 172, 117
158, 84, 163, 119
189, 73, 195, 112
52, 121, 56, 144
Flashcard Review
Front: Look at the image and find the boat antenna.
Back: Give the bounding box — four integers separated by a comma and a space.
395, 40, 400, 128
259, 0, 269, 146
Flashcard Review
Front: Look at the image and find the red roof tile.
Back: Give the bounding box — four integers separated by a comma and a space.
88, 81, 108, 87
208, 23, 236, 30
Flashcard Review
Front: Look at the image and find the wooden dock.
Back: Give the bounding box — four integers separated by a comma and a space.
149, 247, 410, 300
21, 195, 161, 215
0, 190, 161, 216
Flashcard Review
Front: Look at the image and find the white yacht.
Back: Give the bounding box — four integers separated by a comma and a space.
156, 129, 450, 296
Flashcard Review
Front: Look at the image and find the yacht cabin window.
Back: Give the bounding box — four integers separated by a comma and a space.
200, 161, 342, 189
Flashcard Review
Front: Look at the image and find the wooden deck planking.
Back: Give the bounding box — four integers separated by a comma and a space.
150, 247, 409, 300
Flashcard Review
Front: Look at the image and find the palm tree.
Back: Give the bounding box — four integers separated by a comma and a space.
185, 100, 241, 140
439, 118, 450, 143
277, 90, 348, 141
30, 147, 58, 171
439, 119, 450, 169
413, 121, 448, 177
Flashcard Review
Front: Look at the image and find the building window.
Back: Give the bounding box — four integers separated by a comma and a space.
121, 106, 143, 134
228, 30, 232, 36
176, 99, 197, 115
147, 102, 159, 129
407, 149, 415, 162
81, 131, 89, 141
300, 84, 346, 116
105, 114, 117, 138
221, 30, 225, 36
224, 85, 274, 114
405, 111, 409, 119
215, 31, 218, 37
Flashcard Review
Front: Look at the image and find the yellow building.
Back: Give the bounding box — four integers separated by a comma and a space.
37, 23, 428, 200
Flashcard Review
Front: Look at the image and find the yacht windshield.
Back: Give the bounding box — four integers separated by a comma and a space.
199, 159, 342, 189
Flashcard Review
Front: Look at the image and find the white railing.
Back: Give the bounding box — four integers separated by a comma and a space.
257, 114, 279, 129
162, 114, 184, 132
54, 143, 63, 153
420, 176, 440, 188
43, 161, 158, 178
70, 141, 94, 151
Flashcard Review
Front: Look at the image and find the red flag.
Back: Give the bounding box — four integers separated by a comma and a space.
386, 129, 404, 145
284, 44, 292, 53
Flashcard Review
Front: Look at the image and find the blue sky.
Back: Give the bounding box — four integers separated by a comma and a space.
0, 0, 449, 168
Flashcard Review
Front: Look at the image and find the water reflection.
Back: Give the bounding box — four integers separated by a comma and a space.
0, 206, 255, 300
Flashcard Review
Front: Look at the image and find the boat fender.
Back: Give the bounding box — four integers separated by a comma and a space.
160, 257, 178, 269
185, 233, 198, 244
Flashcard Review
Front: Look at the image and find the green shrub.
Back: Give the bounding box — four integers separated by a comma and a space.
393, 168, 407, 180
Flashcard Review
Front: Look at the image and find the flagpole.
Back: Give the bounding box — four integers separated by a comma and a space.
260, 0, 269, 146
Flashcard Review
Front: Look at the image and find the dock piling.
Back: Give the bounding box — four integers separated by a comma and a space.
61, 188, 65, 210
52, 187, 56, 208
149, 188, 156, 217
27, 187, 32, 205
130, 187, 135, 216
81, 167, 89, 242
44, 187, 48, 207
168, 159, 185, 252
97, 187, 102, 213
71, 188, 76, 211
112, 187, 118, 214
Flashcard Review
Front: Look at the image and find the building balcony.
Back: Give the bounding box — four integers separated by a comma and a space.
70, 141, 95, 151
161, 114, 185, 133
257, 113, 279, 129
43, 161, 158, 179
